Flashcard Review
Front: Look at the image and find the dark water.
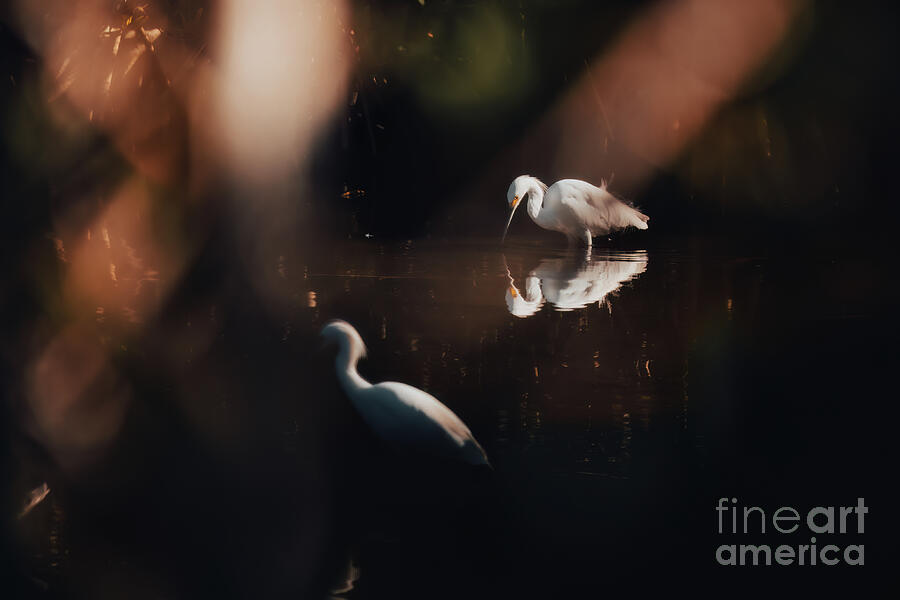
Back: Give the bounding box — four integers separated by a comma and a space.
307, 242, 673, 481
13, 235, 891, 597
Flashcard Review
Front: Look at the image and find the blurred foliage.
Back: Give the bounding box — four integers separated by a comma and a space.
357, 4, 532, 121
349, 1, 635, 124
671, 2, 900, 228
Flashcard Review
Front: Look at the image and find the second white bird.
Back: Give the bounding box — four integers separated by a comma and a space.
321, 320, 490, 467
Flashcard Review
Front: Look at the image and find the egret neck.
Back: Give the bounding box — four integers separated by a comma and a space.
334, 335, 372, 394
522, 177, 547, 224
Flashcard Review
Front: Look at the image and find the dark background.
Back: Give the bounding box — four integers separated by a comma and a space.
3, 1, 900, 240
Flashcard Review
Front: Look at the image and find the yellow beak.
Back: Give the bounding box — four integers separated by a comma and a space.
502, 195, 521, 243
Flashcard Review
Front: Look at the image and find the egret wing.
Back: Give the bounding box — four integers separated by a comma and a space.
557, 179, 649, 233
371, 382, 489, 465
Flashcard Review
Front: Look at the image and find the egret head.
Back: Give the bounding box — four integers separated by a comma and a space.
503, 175, 533, 242
320, 319, 367, 359
506, 177, 528, 209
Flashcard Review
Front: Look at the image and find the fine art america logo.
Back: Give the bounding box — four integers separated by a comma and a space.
715, 498, 867, 566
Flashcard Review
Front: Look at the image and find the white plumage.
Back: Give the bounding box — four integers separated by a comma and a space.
502, 175, 649, 247
321, 320, 490, 467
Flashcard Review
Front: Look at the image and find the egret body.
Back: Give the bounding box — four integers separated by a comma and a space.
503, 175, 649, 247
321, 320, 490, 467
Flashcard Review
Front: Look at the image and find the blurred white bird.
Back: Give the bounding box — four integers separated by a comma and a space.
321, 320, 490, 467
503, 175, 649, 247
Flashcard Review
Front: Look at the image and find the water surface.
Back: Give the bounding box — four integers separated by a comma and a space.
17, 236, 888, 598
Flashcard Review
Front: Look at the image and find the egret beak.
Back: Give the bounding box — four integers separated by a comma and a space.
501, 195, 521, 243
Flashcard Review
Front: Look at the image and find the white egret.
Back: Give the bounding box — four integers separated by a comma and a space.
505, 251, 648, 318
320, 320, 490, 467
503, 175, 649, 247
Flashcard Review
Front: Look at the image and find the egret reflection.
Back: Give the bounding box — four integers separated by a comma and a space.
505, 251, 648, 318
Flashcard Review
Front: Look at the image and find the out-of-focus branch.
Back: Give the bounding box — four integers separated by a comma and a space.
499, 0, 803, 194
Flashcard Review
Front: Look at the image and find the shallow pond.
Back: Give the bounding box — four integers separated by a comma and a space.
16, 235, 888, 597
